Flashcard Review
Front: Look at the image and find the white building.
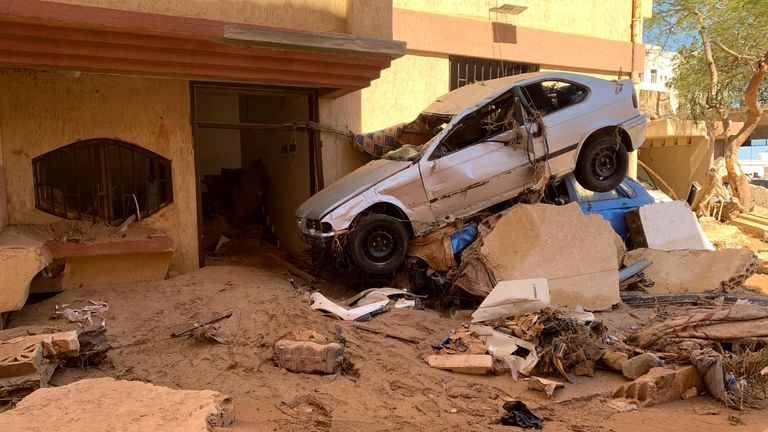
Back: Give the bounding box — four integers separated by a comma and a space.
639, 45, 678, 114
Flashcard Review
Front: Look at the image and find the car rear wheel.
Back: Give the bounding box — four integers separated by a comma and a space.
575, 134, 628, 192
347, 214, 408, 275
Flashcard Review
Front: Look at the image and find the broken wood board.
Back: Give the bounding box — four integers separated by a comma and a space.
624, 248, 758, 294
425, 354, 493, 375
480, 203, 620, 311
0, 377, 234, 431
626, 201, 714, 251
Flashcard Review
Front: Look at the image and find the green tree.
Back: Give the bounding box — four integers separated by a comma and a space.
647, 0, 768, 211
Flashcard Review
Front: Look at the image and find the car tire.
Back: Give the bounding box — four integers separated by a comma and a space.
574, 134, 628, 192
347, 214, 408, 275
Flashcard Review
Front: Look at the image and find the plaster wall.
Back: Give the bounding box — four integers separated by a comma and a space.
394, 0, 645, 42
0, 69, 198, 273
0, 130, 7, 229
47, 0, 348, 34
638, 136, 712, 198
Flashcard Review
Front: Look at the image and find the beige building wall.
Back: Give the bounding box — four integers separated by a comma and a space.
394, 0, 651, 42
46, 0, 349, 33
0, 69, 198, 273
0, 129, 7, 229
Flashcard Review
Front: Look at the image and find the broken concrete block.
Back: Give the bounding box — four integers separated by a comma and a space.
425, 354, 493, 374
613, 366, 704, 407
0, 377, 234, 431
1, 331, 80, 359
480, 203, 620, 311
600, 351, 629, 371
624, 248, 758, 294
626, 201, 714, 251
273, 340, 343, 375
0, 342, 56, 398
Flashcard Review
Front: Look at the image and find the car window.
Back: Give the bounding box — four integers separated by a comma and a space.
522, 80, 588, 115
573, 180, 620, 202
432, 92, 517, 158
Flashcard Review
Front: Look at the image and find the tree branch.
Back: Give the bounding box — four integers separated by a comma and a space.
714, 40, 758, 63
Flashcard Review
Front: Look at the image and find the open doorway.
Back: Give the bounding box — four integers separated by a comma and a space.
191, 84, 319, 265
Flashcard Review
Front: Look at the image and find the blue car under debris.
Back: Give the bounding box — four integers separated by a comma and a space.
551, 174, 660, 242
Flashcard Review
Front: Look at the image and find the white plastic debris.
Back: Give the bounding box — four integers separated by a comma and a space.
55, 300, 109, 327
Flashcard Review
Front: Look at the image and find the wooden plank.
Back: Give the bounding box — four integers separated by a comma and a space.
425, 355, 493, 375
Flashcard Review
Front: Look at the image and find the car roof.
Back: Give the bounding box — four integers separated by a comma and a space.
423, 71, 622, 115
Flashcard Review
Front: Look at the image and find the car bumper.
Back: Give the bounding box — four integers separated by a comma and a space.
297, 218, 336, 246
621, 114, 648, 150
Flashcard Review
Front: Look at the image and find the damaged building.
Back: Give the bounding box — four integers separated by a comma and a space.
0, 0, 651, 320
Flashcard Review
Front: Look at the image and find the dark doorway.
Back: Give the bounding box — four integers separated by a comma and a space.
191, 84, 319, 265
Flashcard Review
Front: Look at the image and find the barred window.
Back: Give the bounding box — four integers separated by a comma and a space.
449, 56, 539, 90
33, 139, 172, 223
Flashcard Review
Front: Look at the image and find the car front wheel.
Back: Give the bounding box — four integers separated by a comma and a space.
574, 134, 628, 192
347, 214, 408, 275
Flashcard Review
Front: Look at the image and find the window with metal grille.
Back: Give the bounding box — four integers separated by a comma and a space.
33, 139, 172, 223
449, 56, 539, 90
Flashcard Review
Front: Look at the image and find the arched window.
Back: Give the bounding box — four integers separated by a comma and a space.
33, 139, 172, 223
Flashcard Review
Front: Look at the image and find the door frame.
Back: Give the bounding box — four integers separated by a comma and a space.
189, 81, 320, 267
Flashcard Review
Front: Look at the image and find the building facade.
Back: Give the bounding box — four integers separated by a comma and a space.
0, 0, 651, 286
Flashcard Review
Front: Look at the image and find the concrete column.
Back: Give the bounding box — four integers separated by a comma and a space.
627, 0, 643, 180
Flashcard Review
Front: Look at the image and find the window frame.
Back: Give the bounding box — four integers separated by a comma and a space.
32, 138, 173, 223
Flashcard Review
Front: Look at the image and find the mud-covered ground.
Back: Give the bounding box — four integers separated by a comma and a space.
3, 259, 767, 431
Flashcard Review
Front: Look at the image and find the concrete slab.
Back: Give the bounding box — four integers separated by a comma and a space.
626, 201, 714, 251
481, 203, 620, 311
0, 377, 234, 431
624, 248, 758, 294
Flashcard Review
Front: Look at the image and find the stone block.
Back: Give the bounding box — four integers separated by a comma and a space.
626, 201, 714, 251
273, 340, 343, 375
480, 203, 620, 311
613, 366, 704, 407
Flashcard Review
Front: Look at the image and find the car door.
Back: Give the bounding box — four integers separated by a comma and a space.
520, 79, 590, 175
419, 90, 542, 222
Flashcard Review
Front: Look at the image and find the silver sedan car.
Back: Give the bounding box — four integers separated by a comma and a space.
297, 72, 647, 275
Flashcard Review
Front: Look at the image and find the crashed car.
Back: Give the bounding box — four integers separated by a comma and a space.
297, 72, 647, 274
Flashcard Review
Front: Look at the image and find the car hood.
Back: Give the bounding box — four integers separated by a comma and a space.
296, 159, 411, 220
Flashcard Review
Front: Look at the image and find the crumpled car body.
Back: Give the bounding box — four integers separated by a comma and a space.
296, 71, 647, 274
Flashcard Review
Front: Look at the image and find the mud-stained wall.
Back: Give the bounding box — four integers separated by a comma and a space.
47, 0, 348, 34
0, 131, 7, 228
0, 70, 198, 273
361, 54, 449, 132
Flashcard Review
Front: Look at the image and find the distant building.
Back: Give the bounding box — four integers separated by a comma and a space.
638, 45, 678, 118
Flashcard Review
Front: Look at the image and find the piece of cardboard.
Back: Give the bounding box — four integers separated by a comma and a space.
471, 278, 549, 322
